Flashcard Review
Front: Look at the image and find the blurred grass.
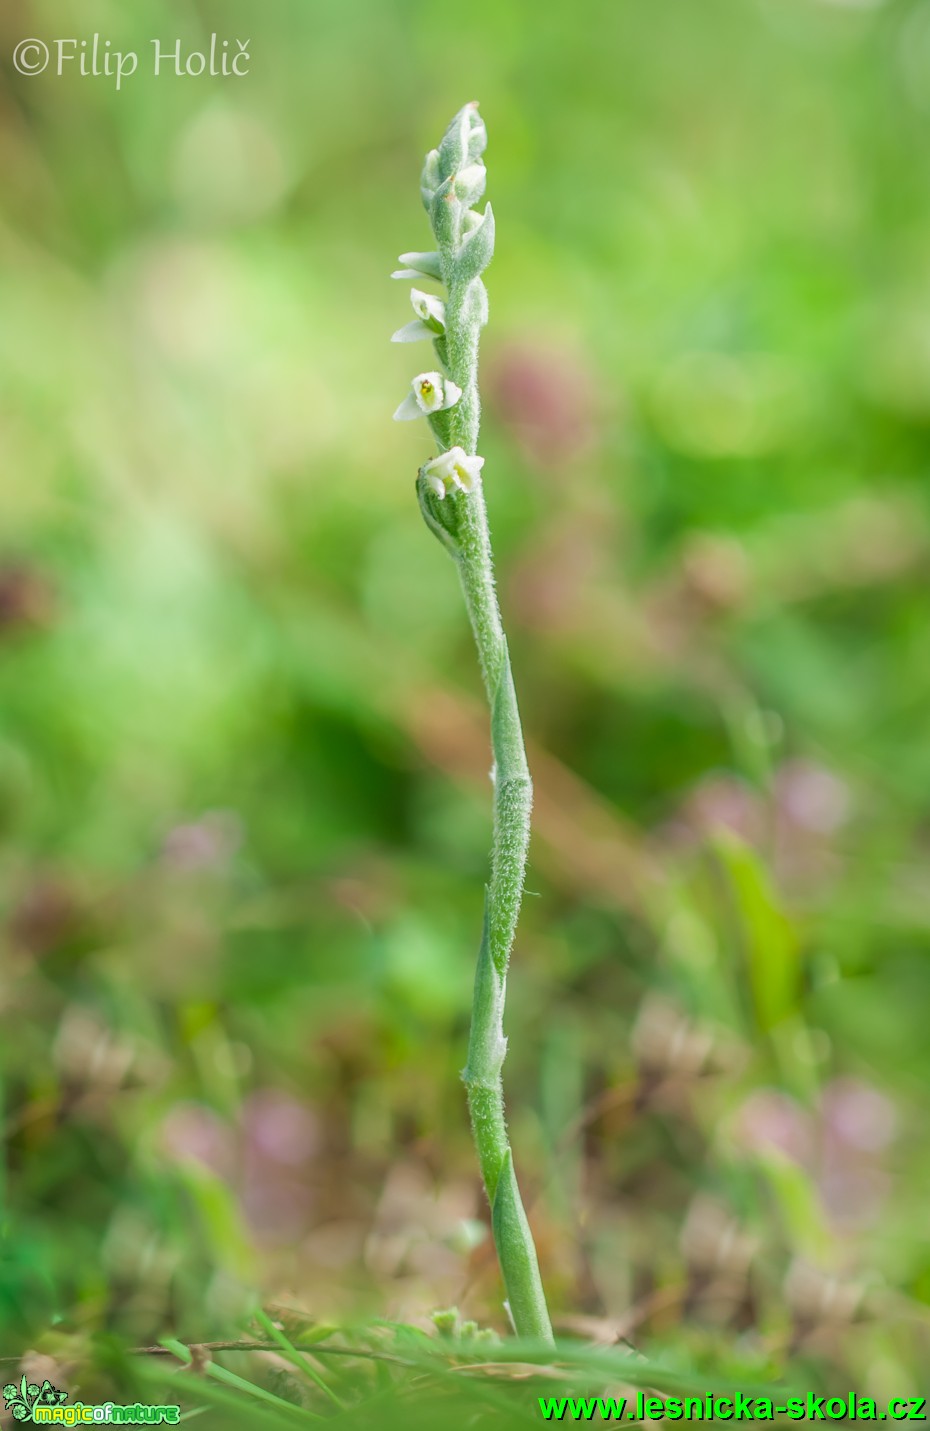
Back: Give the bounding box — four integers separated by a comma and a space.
2, 0, 930, 1407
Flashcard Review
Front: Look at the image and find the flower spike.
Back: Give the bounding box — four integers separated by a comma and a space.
388, 106, 554, 1345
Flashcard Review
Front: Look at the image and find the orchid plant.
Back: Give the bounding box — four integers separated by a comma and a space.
390, 105, 553, 1343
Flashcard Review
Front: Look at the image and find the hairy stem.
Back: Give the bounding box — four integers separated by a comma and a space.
455, 490, 552, 1342
446, 296, 551, 1344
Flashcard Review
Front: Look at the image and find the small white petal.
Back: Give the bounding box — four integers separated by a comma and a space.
391, 319, 433, 343
396, 250, 443, 280
393, 392, 423, 421
440, 379, 462, 409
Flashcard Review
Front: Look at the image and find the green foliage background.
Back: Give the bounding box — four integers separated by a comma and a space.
2, 0, 929, 1408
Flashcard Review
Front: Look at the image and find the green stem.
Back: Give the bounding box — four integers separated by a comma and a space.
454, 489, 553, 1342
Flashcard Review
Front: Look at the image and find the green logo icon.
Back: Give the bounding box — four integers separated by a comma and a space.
3, 1377, 68, 1422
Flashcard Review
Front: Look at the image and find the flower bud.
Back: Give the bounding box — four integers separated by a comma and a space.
420, 148, 441, 209
429, 175, 457, 250
438, 103, 485, 179
454, 203, 495, 282
393, 372, 463, 421
465, 111, 488, 163
438, 108, 470, 179
391, 250, 443, 281
453, 164, 487, 206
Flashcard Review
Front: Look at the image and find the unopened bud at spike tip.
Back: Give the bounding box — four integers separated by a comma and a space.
438, 102, 488, 180
465, 107, 488, 163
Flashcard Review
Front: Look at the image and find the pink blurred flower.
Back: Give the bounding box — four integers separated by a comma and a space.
735, 1076, 898, 1231
240, 1090, 320, 1244
241, 1089, 320, 1166
735, 1089, 816, 1166
486, 341, 599, 468
161, 810, 242, 871
161, 1102, 235, 1178
822, 1077, 896, 1154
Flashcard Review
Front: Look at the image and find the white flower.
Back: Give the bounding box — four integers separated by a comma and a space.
391, 289, 447, 344
393, 372, 462, 421
420, 446, 484, 498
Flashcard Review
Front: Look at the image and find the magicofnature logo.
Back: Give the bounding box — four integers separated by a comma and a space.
3, 1377, 68, 1421
2, 1378, 180, 1424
